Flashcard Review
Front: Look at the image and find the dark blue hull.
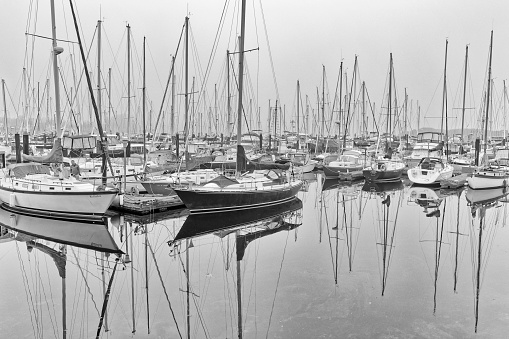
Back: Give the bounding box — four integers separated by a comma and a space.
173, 182, 303, 213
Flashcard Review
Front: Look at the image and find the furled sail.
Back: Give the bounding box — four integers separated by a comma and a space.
21, 138, 63, 163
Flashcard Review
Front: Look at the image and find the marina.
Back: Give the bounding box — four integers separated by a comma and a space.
2, 0, 509, 337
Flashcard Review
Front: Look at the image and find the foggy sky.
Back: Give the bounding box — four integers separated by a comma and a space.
1, 0, 508, 136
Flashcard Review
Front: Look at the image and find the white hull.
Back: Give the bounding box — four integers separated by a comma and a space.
407, 165, 454, 185
0, 175, 117, 215
467, 170, 509, 190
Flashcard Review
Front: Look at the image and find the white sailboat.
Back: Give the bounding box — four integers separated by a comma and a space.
407, 157, 454, 185
0, 0, 118, 217
467, 31, 509, 190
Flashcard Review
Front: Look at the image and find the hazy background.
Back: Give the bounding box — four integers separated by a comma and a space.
1, 0, 508, 137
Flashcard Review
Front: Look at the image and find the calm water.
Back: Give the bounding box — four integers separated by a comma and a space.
1, 173, 509, 338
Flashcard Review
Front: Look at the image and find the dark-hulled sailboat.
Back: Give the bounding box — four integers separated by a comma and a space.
173, 0, 302, 213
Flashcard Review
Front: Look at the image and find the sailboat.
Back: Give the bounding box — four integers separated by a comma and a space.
172, 1, 302, 213
0, 0, 118, 217
408, 40, 454, 185
467, 31, 509, 190
362, 54, 405, 182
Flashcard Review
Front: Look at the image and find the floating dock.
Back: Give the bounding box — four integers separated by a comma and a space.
110, 193, 185, 215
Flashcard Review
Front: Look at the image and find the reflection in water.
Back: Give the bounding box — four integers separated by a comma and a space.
467, 188, 508, 332
1, 176, 509, 337
363, 180, 404, 296
168, 198, 303, 339
0, 207, 123, 339
321, 178, 365, 283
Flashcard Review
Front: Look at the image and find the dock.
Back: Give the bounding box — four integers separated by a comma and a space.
440, 173, 470, 189
110, 193, 185, 215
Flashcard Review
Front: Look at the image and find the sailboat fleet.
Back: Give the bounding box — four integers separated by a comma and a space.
0, 0, 507, 221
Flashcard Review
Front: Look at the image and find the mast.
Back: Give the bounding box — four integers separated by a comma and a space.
387, 54, 392, 139
483, 31, 493, 165
143, 37, 147, 167
97, 20, 102, 127
185, 17, 189, 169
2, 80, 8, 144
504, 81, 507, 141
297, 80, 300, 149
321, 65, 325, 141
441, 39, 449, 159
170, 56, 175, 138
461, 45, 469, 146
338, 62, 343, 152
127, 24, 131, 140
108, 68, 111, 132
50, 0, 63, 134
227, 50, 231, 137
236, 0, 247, 176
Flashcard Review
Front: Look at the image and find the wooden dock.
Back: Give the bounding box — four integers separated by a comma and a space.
440, 173, 470, 189
110, 193, 185, 215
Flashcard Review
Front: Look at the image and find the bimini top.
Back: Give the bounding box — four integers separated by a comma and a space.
7, 163, 51, 178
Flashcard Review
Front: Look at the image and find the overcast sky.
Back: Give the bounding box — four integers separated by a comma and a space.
1, 0, 509, 136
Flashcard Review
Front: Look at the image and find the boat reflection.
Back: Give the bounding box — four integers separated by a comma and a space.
0, 206, 124, 339
0, 205, 122, 254
171, 197, 303, 245
407, 186, 443, 217
168, 198, 303, 339
467, 188, 508, 332
363, 179, 404, 296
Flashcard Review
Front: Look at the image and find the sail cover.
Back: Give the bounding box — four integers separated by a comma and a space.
21, 138, 63, 163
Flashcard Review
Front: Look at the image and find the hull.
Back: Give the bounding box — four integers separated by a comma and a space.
173, 181, 303, 213
323, 164, 363, 177
407, 166, 454, 185
0, 186, 117, 215
467, 171, 509, 190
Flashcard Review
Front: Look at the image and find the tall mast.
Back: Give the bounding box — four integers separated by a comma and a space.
362, 81, 366, 136
50, 0, 62, 134
461, 45, 469, 145
170, 56, 175, 137
97, 20, 102, 127
441, 39, 448, 158
483, 31, 493, 165
185, 17, 189, 169
142, 37, 147, 167
388, 54, 392, 137
236, 0, 247, 154
321, 65, 325, 139
297, 80, 300, 149
108, 68, 111, 132
227, 50, 231, 137
2, 80, 8, 144
338, 62, 343, 152
127, 24, 131, 140
504, 81, 507, 141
